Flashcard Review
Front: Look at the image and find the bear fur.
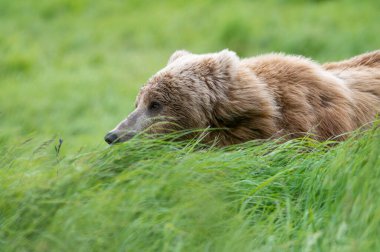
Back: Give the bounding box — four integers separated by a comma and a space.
105, 50, 380, 146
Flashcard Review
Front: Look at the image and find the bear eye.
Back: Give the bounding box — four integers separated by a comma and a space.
148, 101, 161, 111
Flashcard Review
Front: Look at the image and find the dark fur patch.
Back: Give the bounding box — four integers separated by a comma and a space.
320, 93, 333, 107
214, 115, 251, 129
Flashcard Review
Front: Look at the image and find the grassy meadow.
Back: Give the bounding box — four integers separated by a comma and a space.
1, 0, 380, 251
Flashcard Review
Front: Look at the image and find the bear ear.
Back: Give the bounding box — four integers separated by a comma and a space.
168, 50, 191, 65
212, 49, 239, 77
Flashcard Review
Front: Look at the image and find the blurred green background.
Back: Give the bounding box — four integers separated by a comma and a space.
1, 0, 379, 152
1, 1, 380, 251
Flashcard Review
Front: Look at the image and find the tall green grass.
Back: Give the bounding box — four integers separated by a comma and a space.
1, 0, 380, 251
1, 128, 379, 251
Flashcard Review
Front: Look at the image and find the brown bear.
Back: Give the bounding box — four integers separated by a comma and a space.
105, 49, 380, 146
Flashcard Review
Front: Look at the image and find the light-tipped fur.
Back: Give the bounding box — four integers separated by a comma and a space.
106, 50, 380, 146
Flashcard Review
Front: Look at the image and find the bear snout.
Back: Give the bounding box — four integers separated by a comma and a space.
104, 132, 119, 144
104, 131, 137, 145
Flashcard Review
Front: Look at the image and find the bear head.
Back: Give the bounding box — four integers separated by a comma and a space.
104, 49, 240, 144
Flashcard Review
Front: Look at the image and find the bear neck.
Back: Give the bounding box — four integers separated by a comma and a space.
207, 67, 281, 145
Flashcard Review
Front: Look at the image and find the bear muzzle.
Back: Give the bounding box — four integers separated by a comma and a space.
104, 131, 136, 145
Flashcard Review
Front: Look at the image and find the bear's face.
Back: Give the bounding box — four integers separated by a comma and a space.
104, 50, 239, 144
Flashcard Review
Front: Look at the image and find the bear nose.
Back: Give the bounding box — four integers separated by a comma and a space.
104, 132, 119, 145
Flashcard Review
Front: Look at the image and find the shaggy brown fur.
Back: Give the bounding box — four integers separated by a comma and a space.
105, 50, 380, 146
